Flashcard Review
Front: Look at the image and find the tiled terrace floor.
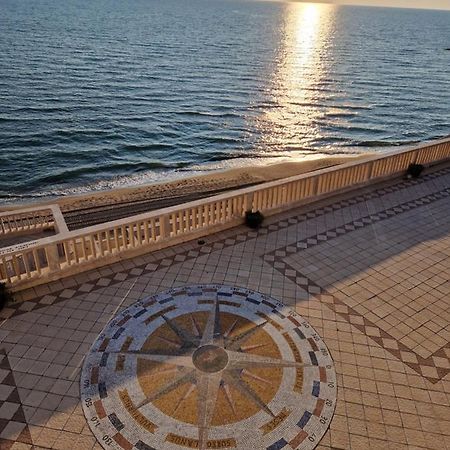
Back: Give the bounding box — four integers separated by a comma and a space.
0, 164, 449, 450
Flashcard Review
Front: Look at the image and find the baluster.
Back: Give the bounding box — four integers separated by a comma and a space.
142, 221, 148, 244
98, 233, 105, 256
81, 236, 88, 261
11, 255, 21, 280
121, 225, 127, 248
33, 249, 41, 275
90, 234, 97, 258
150, 218, 156, 241
1, 257, 12, 283
23, 251, 32, 278
129, 224, 135, 248
63, 241, 72, 266
106, 230, 112, 254
73, 239, 80, 263
137, 222, 143, 246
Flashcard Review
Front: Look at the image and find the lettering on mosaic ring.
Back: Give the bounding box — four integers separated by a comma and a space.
85, 397, 93, 407
165, 434, 237, 448
206, 439, 237, 448
301, 321, 310, 328
83, 379, 90, 388
90, 416, 101, 428
308, 432, 317, 442
102, 435, 113, 446
282, 332, 302, 363
319, 416, 328, 424
328, 382, 335, 388
325, 399, 333, 406
260, 408, 291, 435
119, 390, 157, 433
294, 369, 303, 393
320, 348, 329, 357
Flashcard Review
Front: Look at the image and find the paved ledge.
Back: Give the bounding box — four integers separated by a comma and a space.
0, 163, 448, 449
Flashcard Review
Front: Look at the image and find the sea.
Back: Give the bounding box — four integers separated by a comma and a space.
0, 0, 449, 203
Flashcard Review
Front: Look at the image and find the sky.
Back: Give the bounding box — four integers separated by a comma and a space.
291, 0, 450, 10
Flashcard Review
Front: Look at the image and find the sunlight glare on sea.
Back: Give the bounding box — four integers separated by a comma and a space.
0, 0, 449, 201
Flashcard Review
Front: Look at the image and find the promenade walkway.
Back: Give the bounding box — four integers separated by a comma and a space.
0, 163, 448, 450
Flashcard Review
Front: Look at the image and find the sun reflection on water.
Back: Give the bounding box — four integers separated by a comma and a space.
255, 2, 337, 156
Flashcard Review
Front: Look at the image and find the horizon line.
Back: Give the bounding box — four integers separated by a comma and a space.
251, 0, 450, 12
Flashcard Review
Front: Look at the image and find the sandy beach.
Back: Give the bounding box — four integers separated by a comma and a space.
60, 155, 369, 210
2, 155, 371, 226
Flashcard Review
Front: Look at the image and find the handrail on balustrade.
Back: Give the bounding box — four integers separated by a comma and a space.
0, 206, 53, 219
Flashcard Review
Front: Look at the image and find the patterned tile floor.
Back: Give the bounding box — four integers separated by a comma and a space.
0, 163, 449, 449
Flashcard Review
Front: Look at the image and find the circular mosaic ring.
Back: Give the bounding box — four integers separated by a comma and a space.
81, 284, 337, 450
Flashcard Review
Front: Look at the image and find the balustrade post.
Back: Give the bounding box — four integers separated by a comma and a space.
46, 244, 61, 271
160, 214, 171, 239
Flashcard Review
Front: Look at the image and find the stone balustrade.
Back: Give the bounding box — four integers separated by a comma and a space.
1, 136, 449, 291
0, 207, 54, 236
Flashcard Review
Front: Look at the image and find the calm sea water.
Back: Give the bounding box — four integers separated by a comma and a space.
1, 0, 449, 202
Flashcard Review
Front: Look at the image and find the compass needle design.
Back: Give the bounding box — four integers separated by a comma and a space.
225, 320, 269, 351
162, 314, 199, 347
197, 372, 222, 449
191, 314, 203, 337
173, 383, 196, 415
240, 343, 269, 352
222, 382, 238, 417
200, 297, 223, 346
222, 370, 276, 418
241, 369, 272, 386
154, 334, 182, 348
223, 318, 239, 338
135, 369, 196, 410
82, 286, 336, 450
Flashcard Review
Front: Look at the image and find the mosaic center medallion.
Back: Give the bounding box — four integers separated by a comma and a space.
81, 285, 337, 450
193, 345, 229, 373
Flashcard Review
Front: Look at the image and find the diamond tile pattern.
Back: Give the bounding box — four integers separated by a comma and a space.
0, 163, 449, 449
0, 351, 32, 449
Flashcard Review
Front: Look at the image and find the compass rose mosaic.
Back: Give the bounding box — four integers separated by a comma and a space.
81, 285, 337, 450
